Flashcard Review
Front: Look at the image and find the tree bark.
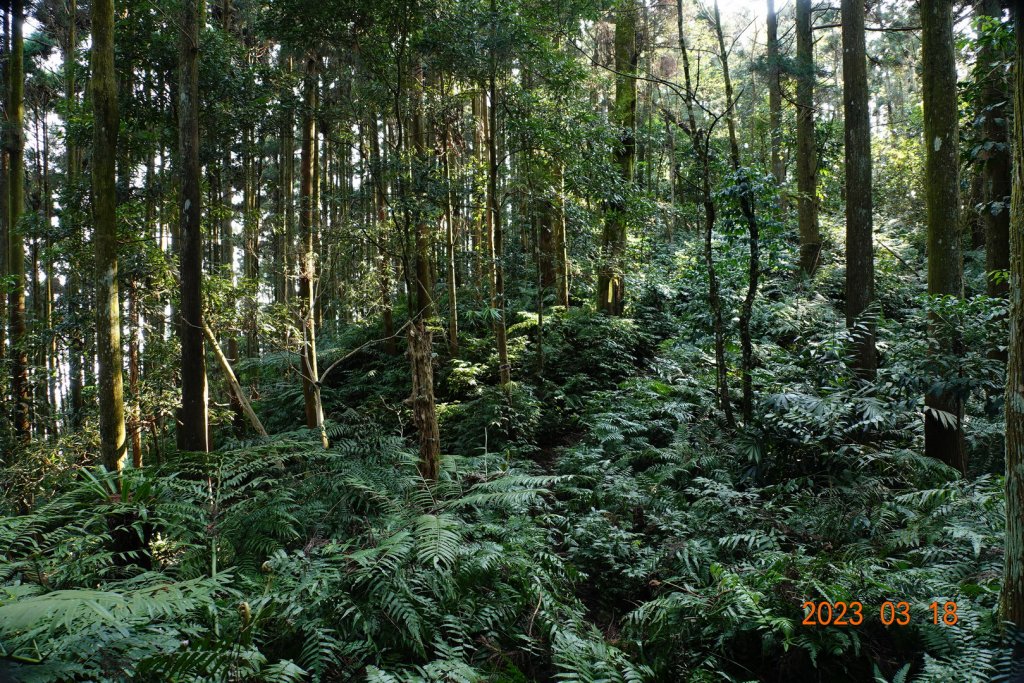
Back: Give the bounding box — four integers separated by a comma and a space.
921, 0, 966, 474
1000, 0, 1024, 628
796, 0, 820, 275
298, 55, 327, 448
487, 3, 511, 386
92, 0, 127, 469
7, 0, 29, 443
176, 0, 209, 452
713, 0, 759, 425
977, 0, 1011, 299
677, 0, 734, 427
406, 55, 442, 480
766, 0, 784, 189
598, 0, 637, 316
841, 0, 878, 377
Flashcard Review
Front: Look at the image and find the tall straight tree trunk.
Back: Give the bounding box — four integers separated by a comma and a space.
1000, 0, 1024, 628
841, 0, 878, 376
63, 0, 84, 431
408, 58, 441, 480
598, 0, 637, 316
243, 124, 259, 358
176, 0, 209, 452
0, 7, 7, 375
92, 0, 127, 470
766, 0, 784, 189
795, 0, 820, 275
677, 0, 734, 426
370, 115, 397, 355
298, 55, 327, 448
713, 0, 759, 425
7, 0, 29, 443
978, 0, 1011, 299
488, 41, 511, 386
443, 112, 459, 356
277, 60, 294, 309
552, 162, 569, 307
922, 0, 966, 474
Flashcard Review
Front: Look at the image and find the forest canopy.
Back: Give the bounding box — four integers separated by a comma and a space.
0, 0, 1023, 681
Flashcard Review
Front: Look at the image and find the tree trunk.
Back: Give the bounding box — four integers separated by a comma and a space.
176, 0, 209, 452
841, 0, 878, 377
677, 0, 734, 427
63, 0, 84, 432
713, 0, 759, 425
1000, 0, 1024, 628
92, 0, 127, 469
406, 56, 442, 480
922, 0, 966, 474
977, 0, 1011, 299
298, 55, 327, 448
796, 0, 820, 275
766, 0, 784, 189
488, 46, 511, 386
370, 115, 397, 355
598, 0, 637, 316
7, 0, 29, 443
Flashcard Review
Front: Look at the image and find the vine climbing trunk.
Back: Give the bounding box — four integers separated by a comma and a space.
676, 0, 734, 427
598, 0, 637, 316
299, 54, 328, 448
713, 0, 759, 425
978, 0, 1011, 301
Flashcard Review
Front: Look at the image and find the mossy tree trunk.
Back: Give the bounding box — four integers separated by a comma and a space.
597, 0, 637, 317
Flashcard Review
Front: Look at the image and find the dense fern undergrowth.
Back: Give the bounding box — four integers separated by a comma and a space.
1, 227, 1018, 682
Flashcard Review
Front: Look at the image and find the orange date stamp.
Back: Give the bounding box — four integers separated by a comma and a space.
801, 600, 959, 627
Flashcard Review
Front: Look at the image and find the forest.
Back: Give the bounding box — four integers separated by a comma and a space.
0, 0, 1023, 680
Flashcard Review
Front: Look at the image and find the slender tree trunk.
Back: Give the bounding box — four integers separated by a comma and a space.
677, 0, 734, 427
713, 0, 759, 425
63, 0, 84, 431
841, 0, 878, 377
598, 0, 637, 316
0, 7, 7, 376
766, 0, 784, 189
443, 113, 459, 356
978, 0, 1011, 299
128, 283, 142, 467
7, 0, 29, 443
91, 0, 127, 470
796, 0, 820, 275
370, 116, 397, 355
176, 0, 209, 452
243, 124, 259, 358
1000, 0, 1024, 628
407, 56, 441, 480
922, 0, 966, 474
298, 55, 327, 448
553, 162, 569, 307
488, 35, 511, 386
